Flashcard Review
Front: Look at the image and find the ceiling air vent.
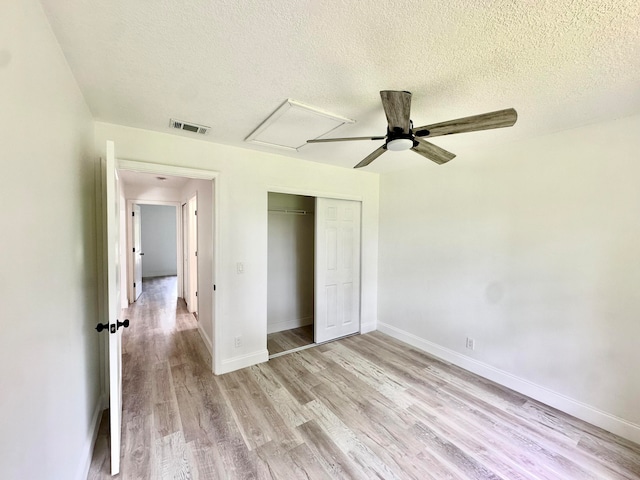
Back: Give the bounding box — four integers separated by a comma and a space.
169, 118, 210, 135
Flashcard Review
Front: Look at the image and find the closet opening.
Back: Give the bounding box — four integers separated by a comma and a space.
267, 192, 316, 357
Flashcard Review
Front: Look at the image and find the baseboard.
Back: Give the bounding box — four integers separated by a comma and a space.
197, 322, 213, 356
360, 322, 376, 334
217, 349, 269, 375
267, 316, 313, 334
377, 322, 640, 445
75, 394, 105, 480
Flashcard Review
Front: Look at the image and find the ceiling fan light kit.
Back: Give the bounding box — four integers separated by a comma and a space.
386, 137, 413, 151
306, 90, 518, 169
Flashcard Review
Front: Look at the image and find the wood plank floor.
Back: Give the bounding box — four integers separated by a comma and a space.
267, 324, 314, 355
88, 276, 640, 479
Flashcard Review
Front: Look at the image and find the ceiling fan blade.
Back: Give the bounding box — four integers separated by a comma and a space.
307, 136, 385, 143
380, 90, 412, 134
412, 137, 456, 165
414, 108, 518, 138
354, 145, 387, 169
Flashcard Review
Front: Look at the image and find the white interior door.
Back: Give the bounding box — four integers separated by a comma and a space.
315, 198, 361, 343
182, 202, 189, 303
132, 204, 143, 301
104, 140, 124, 475
188, 195, 198, 315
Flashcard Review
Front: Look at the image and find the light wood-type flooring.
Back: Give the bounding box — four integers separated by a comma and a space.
88, 276, 640, 479
267, 324, 314, 356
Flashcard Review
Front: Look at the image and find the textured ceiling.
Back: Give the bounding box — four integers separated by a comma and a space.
40, 0, 640, 173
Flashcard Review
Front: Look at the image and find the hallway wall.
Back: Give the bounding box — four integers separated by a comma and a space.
0, 2, 100, 479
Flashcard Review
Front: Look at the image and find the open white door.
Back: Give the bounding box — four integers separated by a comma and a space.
315, 198, 361, 343
104, 141, 124, 475
182, 202, 189, 303
188, 195, 198, 315
132, 203, 143, 301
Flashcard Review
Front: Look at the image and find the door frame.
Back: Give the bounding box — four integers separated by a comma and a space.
265, 185, 364, 347
126, 199, 182, 303
118, 159, 220, 372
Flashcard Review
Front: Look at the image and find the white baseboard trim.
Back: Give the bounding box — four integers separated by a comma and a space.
267, 316, 313, 334
377, 322, 640, 444
360, 322, 376, 334
217, 349, 269, 375
75, 394, 105, 480
197, 322, 213, 356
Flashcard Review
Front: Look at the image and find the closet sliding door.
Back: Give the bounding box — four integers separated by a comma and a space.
315, 198, 361, 343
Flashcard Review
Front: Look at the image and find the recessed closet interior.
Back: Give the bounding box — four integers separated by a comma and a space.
267, 192, 315, 355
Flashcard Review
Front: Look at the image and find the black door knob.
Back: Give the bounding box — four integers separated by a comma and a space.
95, 322, 109, 333
117, 319, 130, 330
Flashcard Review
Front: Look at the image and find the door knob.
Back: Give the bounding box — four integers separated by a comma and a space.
139, 253, 145, 256
95, 322, 109, 333
117, 319, 130, 330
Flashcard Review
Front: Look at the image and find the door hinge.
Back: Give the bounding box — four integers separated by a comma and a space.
133, 282, 136, 288
132, 211, 135, 217
195, 251, 198, 257
195, 210, 198, 216
133, 247, 135, 253
213, 284, 216, 291
195, 291, 198, 297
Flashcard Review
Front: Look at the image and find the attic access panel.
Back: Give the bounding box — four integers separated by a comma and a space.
245, 99, 354, 151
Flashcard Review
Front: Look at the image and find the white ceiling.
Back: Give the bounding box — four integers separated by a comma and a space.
40, 0, 640, 173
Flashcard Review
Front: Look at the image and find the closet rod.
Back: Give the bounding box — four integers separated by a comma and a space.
268, 208, 314, 215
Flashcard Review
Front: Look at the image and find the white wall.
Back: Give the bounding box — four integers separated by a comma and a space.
267, 193, 315, 333
140, 205, 178, 277
95, 122, 380, 374
180, 178, 215, 352
0, 2, 100, 479
123, 182, 183, 203
377, 113, 640, 443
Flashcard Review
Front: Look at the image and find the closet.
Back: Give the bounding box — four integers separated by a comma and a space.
267, 192, 362, 357
267, 193, 315, 355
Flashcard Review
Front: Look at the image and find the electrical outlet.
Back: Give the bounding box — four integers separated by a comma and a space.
466, 337, 475, 350
234, 336, 242, 348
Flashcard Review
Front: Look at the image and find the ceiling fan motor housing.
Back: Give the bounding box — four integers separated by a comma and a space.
386, 130, 415, 151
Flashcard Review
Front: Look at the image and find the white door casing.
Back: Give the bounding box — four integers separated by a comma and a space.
104, 140, 124, 475
132, 203, 142, 301
315, 198, 361, 343
115, 159, 218, 372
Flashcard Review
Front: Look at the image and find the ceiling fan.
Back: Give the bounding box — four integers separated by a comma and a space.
307, 91, 517, 168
